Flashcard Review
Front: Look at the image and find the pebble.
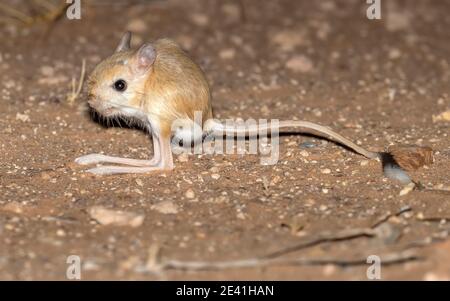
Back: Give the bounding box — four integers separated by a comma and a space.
190, 13, 209, 26
185, 189, 195, 199
219, 48, 236, 60
56, 229, 66, 237
236, 212, 246, 220
300, 150, 310, 157
151, 201, 179, 214
388, 48, 402, 60
399, 182, 416, 196
271, 30, 306, 51
319, 204, 328, 211
211, 174, 221, 180
321, 168, 331, 174
323, 264, 336, 276
432, 110, 450, 122
88, 206, 145, 228
16, 113, 30, 123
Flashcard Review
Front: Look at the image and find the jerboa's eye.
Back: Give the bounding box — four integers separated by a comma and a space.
113, 79, 127, 92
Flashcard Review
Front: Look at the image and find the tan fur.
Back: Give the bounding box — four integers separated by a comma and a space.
138, 39, 212, 137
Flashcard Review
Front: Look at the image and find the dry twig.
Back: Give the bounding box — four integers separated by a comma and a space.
370, 206, 412, 228
67, 59, 87, 105
0, 1, 69, 26
263, 227, 377, 259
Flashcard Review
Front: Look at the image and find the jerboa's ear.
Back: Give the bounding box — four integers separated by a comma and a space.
133, 43, 157, 74
115, 31, 132, 52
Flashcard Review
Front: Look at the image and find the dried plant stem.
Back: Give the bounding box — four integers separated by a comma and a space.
32, 0, 57, 12
263, 227, 377, 259
0, 3, 34, 24
142, 222, 421, 273
156, 250, 419, 271
67, 59, 86, 105
0, 1, 68, 26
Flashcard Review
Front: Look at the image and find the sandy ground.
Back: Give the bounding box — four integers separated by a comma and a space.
0, 0, 449, 280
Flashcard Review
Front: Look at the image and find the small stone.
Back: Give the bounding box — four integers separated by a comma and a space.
285, 55, 314, 73
135, 179, 144, 187
16, 113, 30, 123
190, 13, 209, 26
271, 30, 307, 51
360, 160, 369, 166
305, 199, 316, 207
323, 264, 336, 276
88, 206, 145, 227
321, 168, 331, 174
270, 175, 282, 185
416, 212, 425, 220
388, 48, 402, 60
211, 174, 221, 180
41, 172, 51, 180
56, 229, 66, 237
209, 166, 219, 173
151, 201, 179, 214
185, 189, 195, 199
236, 212, 246, 220
219, 48, 236, 60
322, 189, 329, 194
432, 110, 450, 122
300, 150, 310, 157
399, 182, 416, 196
